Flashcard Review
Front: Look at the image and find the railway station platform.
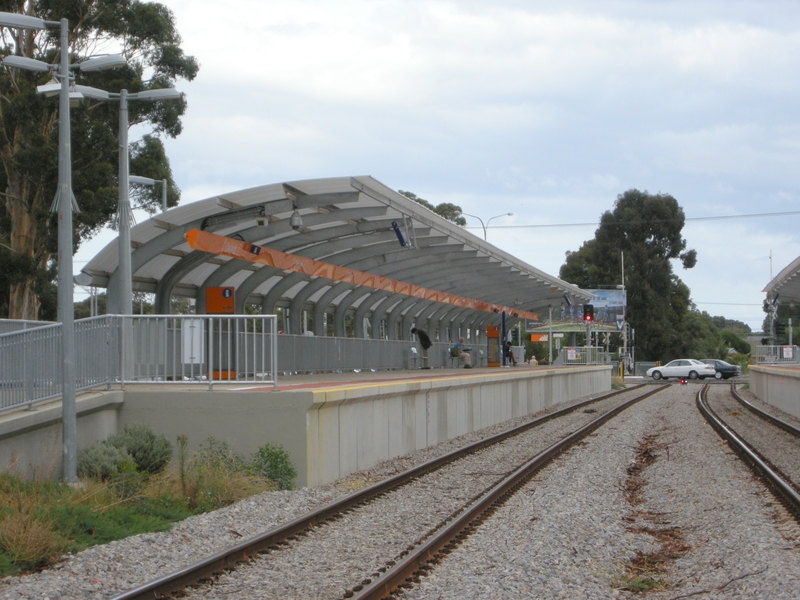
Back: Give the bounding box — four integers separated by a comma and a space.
0, 364, 610, 486
750, 363, 800, 421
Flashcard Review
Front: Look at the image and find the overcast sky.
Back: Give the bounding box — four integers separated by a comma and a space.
76, 0, 800, 331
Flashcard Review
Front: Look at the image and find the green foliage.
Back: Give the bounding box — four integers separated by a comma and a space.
191, 438, 247, 473
720, 330, 750, 355
398, 190, 467, 226
250, 444, 297, 490
560, 189, 697, 362
51, 502, 175, 549
109, 423, 173, 475
524, 340, 549, 363
0, 473, 188, 576
676, 310, 726, 359
0, 0, 198, 318
711, 315, 751, 335
726, 353, 750, 373
184, 438, 258, 513
77, 442, 135, 481
0, 429, 297, 576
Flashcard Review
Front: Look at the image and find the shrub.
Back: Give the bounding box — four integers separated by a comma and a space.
177, 437, 271, 512
191, 438, 247, 473
727, 352, 750, 374
109, 424, 173, 475
250, 443, 297, 490
77, 442, 135, 481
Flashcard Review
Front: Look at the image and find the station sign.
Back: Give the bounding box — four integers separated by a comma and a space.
206, 286, 234, 314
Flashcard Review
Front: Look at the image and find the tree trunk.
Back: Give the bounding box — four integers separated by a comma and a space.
5, 167, 45, 320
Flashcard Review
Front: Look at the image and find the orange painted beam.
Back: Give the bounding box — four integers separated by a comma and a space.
185, 229, 541, 321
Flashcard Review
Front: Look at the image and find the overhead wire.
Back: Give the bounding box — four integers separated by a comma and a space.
470, 209, 800, 230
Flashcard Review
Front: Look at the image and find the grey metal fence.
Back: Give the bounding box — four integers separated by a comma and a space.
0, 322, 62, 411
558, 346, 610, 365
2, 314, 499, 413
0, 315, 278, 413
0, 318, 55, 335
274, 337, 485, 373
754, 345, 799, 364
118, 315, 278, 387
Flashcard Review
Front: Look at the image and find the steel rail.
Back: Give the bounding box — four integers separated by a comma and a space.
696, 384, 800, 519
729, 381, 800, 438
112, 384, 645, 600
351, 383, 670, 600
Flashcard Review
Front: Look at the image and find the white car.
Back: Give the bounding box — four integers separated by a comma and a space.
646, 359, 716, 381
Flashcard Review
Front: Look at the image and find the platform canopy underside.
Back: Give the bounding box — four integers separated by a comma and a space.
80, 176, 592, 337
763, 256, 800, 304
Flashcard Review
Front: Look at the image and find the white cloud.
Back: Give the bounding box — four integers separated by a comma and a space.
73, 1, 800, 329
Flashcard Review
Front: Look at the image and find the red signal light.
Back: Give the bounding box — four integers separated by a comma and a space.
583, 304, 594, 322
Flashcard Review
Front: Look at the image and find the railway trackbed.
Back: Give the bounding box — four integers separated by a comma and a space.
112, 384, 668, 600
697, 383, 800, 521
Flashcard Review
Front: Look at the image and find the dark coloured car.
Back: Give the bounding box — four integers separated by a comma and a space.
701, 359, 742, 380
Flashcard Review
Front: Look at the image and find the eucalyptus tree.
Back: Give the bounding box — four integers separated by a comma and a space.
559, 189, 698, 361
399, 190, 467, 226
0, 0, 198, 319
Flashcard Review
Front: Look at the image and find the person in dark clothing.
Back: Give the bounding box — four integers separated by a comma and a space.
410, 327, 431, 369
505, 340, 518, 366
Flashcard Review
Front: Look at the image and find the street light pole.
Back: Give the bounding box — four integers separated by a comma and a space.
55, 18, 79, 483
118, 89, 134, 315
462, 212, 513, 241
76, 86, 180, 314
0, 10, 127, 482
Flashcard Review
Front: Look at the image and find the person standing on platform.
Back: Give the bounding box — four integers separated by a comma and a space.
505, 340, 518, 366
411, 327, 432, 369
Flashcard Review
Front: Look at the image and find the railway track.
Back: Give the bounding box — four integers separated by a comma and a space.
112, 384, 667, 600
696, 383, 800, 521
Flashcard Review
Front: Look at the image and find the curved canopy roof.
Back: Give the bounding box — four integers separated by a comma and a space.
763, 255, 800, 303
79, 176, 591, 335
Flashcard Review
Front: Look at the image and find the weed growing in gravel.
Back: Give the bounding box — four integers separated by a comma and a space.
611, 374, 627, 390
615, 433, 692, 593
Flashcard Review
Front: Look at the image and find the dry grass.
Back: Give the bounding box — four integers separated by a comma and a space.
148, 465, 276, 512
0, 479, 70, 571
0, 512, 67, 570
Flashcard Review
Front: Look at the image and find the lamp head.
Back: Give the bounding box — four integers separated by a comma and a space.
2, 55, 51, 72
0, 12, 46, 30
78, 54, 127, 72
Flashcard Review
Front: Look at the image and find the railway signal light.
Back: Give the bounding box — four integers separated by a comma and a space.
776, 322, 786, 335
583, 304, 594, 323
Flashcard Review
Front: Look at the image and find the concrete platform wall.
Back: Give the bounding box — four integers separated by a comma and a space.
0, 392, 123, 478
0, 366, 609, 486
305, 366, 609, 486
749, 365, 800, 420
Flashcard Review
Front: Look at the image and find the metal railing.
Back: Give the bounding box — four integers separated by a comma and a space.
0, 315, 278, 413
754, 345, 799, 364
558, 346, 610, 365
275, 337, 483, 373
0, 318, 55, 335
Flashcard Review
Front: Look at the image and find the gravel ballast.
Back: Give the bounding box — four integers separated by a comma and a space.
2, 382, 799, 599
